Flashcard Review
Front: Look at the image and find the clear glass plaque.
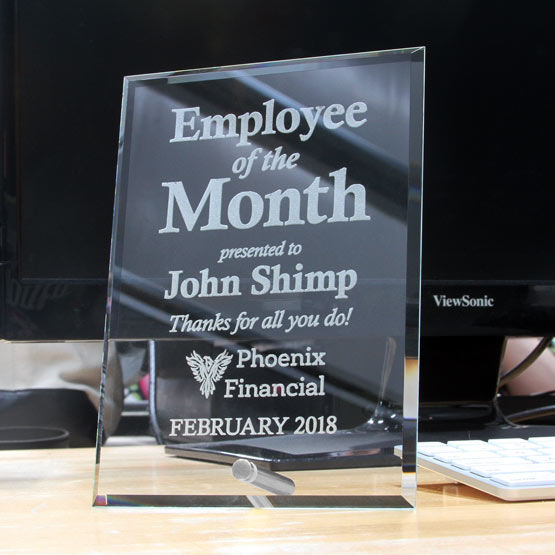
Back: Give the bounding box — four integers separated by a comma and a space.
94, 48, 424, 509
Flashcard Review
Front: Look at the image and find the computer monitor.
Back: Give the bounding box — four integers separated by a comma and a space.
1, 1, 554, 412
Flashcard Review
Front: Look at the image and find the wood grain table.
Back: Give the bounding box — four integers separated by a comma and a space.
1, 445, 554, 553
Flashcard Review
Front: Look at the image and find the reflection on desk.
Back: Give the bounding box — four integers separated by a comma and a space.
1, 446, 555, 553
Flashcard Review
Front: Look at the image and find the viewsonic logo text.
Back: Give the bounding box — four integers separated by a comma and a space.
433, 294, 494, 308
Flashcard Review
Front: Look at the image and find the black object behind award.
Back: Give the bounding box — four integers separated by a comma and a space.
94, 49, 424, 509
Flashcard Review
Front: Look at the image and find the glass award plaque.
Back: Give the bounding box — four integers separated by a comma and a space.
94, 48, 424, 509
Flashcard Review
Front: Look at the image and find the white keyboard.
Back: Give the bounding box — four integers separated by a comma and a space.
404, 436, 555, 501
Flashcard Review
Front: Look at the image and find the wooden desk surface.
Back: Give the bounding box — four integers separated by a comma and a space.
1, 445, 555, 553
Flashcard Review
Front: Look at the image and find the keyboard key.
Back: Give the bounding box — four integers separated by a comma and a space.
433, 451, 501, 464
446, 440, 497, 451
495, 448, 541, 457
471, 462, 555, 478
528, 437, 555, 447
453, 457, 527, 471
527, 455, 555, 463
529, 463, 555, 472
490, 472, 555, 487
417, 442, 459, 456
488, 438, 532, 448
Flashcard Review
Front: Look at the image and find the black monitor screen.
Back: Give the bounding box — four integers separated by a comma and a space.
1, 1, 554, 411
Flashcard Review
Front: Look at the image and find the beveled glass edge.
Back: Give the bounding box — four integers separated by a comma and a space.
122, 47, 425, 84
401, 47, 425, 508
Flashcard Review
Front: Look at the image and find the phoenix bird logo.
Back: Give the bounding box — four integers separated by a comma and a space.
186, 350, 233, 399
